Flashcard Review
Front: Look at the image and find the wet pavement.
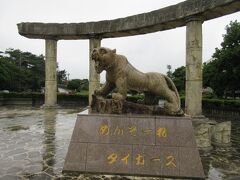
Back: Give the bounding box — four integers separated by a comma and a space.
0, 106, 240, 180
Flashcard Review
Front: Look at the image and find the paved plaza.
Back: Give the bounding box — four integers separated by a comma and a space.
0, 107, 240, 179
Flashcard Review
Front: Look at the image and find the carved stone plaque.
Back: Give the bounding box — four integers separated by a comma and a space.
63, 114, 205, 179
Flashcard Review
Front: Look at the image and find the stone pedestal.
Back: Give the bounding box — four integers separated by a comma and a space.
212, 121, 231, 147
89, 39, 101, 105
193, 120, 213, 151
63, 114, 205, 179
44, 39, 57, 108
193, 118, 232, 150
185, 18, 203, 117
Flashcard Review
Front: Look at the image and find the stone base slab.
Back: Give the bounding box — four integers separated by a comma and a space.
63, 114, 205, 179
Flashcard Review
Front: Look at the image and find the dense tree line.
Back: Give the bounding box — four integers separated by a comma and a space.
0, 49, 67, 92
171, 66, 185, 95
170, 20, 240, 98
67, 79, 89, 92
204, 20, 240, 97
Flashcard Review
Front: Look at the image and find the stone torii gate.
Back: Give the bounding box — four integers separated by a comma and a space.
17, 0, 240, 117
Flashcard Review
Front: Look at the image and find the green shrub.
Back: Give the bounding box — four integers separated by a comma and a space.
57, 93, 88, 101
0, 92, 89, 101
1, 92, 239, 110
179, 96, 240, 110
75, 90, 89, 96
0, 92, 43, 98
202, 92, 216, 99
203, 98, 240, 110
126, 94, 144, 103
180, 96, 185, 107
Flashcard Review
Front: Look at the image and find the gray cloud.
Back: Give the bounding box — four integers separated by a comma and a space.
1, 0, 239, 81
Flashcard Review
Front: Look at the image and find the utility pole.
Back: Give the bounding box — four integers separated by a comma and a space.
19, 53, 22, 91
67, 73, 70, 81
167, 65, 172, 78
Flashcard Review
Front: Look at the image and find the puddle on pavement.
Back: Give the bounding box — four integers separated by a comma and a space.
0, 106, 239, 180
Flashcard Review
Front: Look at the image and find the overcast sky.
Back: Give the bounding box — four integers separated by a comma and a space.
1, 0, 240, 81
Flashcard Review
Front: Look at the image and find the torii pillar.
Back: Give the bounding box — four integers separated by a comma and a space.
89, 38, 101, 105
185, 17, 203, 117
44, 39, 58, 108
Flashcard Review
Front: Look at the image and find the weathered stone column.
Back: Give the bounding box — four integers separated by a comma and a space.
185, 17, 203, 117
44, 39, 57, 108
89, 39, 101, 105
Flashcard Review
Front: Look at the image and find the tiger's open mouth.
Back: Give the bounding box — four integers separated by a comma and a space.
91, 49, 99, 61
92, 49, 103, 73
95, 60, 104, 74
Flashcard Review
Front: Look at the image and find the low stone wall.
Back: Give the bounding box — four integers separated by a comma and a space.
0, 97, 3, 106
0, 97, 88, 107
57, 99, 88, 107
1, 98, 34, 106
193, 119, 231, 151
